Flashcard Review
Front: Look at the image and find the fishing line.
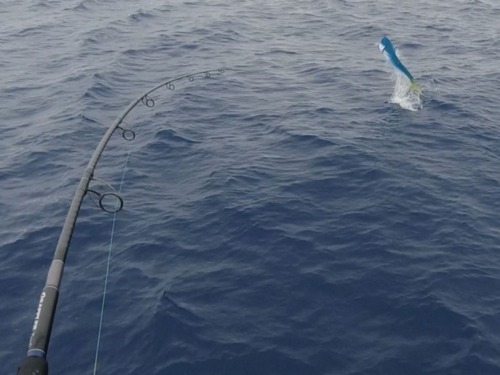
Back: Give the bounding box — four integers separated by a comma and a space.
93, 142, 133, 375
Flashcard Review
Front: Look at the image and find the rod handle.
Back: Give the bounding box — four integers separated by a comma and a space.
17, 356, 48, 375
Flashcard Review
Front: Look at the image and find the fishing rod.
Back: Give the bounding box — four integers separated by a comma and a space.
16, 68, 225, 375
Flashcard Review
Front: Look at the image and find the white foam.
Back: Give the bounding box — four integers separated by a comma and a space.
388, 72, 423, 112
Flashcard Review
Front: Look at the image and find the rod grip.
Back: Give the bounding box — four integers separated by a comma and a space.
17, 356, 48, 375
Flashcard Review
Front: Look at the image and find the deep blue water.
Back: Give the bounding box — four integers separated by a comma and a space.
2, 0, 500, 374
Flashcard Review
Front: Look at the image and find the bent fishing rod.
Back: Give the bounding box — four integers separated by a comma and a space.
16, 69, 225, 375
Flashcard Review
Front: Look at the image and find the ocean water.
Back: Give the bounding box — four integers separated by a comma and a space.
2, 0, 500, 374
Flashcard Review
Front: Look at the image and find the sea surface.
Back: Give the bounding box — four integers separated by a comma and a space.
2, 0, 500, 374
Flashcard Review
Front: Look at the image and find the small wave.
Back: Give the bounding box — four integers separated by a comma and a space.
426, 99, 461, 112
14, 25, 50, 37
426, 25, 455, 32
123, 48, 150, 57
82, 81, 114, 100
338, 24, 383, 39
64, 2, 88, 11
278, 132, 336, 149
400, 42, 424, 50
255, 49, 298, 56
153, 129, 200, 145
29, 2, 51, 10
161, 292, 204, 324
202, 32, 241, 44
81, 37, 98, 46
128, 10, 155, 22
79, 25, 123, 47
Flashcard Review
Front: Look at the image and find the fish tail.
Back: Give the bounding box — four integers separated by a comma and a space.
410, 80, 422, 93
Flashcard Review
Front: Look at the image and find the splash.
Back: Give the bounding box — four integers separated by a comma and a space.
387, 72, 423, 111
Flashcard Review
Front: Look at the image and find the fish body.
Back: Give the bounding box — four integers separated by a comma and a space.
379, 36, 421, 93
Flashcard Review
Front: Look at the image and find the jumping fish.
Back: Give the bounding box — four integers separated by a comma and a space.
379, 36, 421, 93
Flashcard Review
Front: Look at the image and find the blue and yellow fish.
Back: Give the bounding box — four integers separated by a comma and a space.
379, 36, 421, 93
